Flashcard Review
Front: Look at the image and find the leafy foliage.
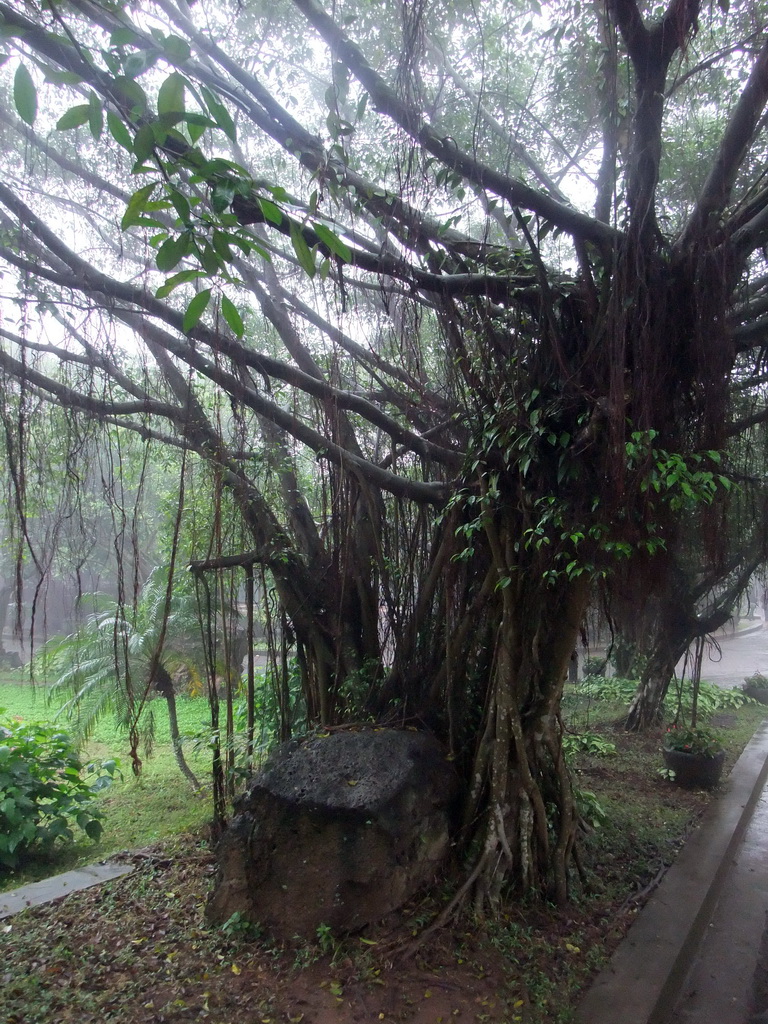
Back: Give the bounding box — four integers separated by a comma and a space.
662, 724, 724, 756
583, 656, 607, 677
562, 731, 617, 759
573, 675, 638, 704
38, 569, 205, 742
35, 567, 231, 789
0, 709, 117, 869
573, 788, 610, 829
575, 674, 753, 718
666, 679, 755, 717
743, 672, 768, 691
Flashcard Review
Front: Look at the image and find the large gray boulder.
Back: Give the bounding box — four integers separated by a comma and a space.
207, 728, 460, 939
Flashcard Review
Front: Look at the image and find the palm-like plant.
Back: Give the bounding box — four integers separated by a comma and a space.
38, 568, 221, 789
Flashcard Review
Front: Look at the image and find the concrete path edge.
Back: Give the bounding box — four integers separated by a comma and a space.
0, 860, 134, 920
576, 719, 768, 1024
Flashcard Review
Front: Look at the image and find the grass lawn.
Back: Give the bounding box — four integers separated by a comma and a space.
0, 673, 214, 891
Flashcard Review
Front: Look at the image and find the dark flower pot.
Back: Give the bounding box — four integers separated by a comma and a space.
662, 747, 725, 789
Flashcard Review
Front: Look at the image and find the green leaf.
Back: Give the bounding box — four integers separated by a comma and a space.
290, 222, 316, 278
226, 233, 253, 256
121, 183, 158, 230
123, 49, 158, 79
110, 27, 140, 47
258, 198, 283, 225
14, 63, 37, 126
201, 85, 236, 141
183, 289, 211, 333
211, 181, 236, 215
180, 112, 216, 144
198, 157, 248, 178
221, 295, 244, 338
42, 69, 82, 86
313, 223, 352, 263
186, 120, 206, 144
107, 111, 133, 151
212, 230, 233, 261
156, 232, 191, 272
155, 269, 206, 299
132, 122, 156, 163
113, 76, 148, 116
56, 104, 91, 131
166, 186, 191, 225
84, 819, 103, 841
162, 35, 191, 63
198, 242, 222, 275
157, 72, 185, 117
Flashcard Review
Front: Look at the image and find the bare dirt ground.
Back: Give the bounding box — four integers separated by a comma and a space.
1, 725, 714, 1024
6, 687, 752, 1024
0, 824, 659, 1024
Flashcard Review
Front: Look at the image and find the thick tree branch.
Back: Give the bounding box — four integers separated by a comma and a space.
0, 345, 180, 422
726, 403, 768, 436
291, 0, 617, 249
0, 182, 460, 470
608, 0, 700, 238
677, 31, 768, 255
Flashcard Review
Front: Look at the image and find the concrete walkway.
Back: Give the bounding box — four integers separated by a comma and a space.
576, 721, 768, 1024
0, 860, 134, 920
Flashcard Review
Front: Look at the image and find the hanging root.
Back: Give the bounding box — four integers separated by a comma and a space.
395, 844, 493, 963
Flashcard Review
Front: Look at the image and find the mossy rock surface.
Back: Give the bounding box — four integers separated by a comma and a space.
207, 728, 461, 939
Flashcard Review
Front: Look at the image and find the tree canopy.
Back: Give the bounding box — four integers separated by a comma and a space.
1, 0, 768, 905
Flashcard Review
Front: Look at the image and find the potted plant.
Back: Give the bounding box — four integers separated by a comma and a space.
662, 724, 726, 789
742, 672, 768, 705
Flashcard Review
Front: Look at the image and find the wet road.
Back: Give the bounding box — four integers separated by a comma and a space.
692, 621, 768, 689
671, 784, 768, 1024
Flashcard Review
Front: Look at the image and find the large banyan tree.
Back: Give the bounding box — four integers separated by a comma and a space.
0, 0, 767, 905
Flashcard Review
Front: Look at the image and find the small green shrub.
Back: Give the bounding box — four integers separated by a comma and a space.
0, 709, 118, 869
563, 732, 617, 758
742, 672, 768, 692
668, 679, 754, 716
574, 675, 637, 703
220, 910, 262, 939
574, 788, 609, 829
575, 675, 753, 717
583, 656, 607, 677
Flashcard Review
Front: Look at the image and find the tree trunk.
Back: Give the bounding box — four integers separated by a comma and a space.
461, 520, 592, 908
0, 583, 12, 659
153, 663, 202, 790
624, 643, 680, 731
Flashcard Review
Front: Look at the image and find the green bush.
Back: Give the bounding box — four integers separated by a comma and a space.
0, 709, 118, 869
575, 675, 753, 717
582, 656, 607, 677
667, 679, 754, 717
573, 675, 637, 703
743, 672, 768, 690
563, 731, 617, 758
